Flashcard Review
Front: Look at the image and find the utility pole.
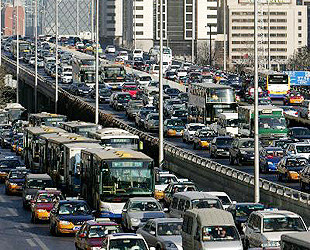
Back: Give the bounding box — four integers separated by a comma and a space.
0, 0, 2, 66
76, 0, 79, 36
159, 0, 164, 167
34, 0, 38, 112
191, 0, 195, 64
91, 0, 94, 41
267, 0, 271, 70
133, 0, 136, 50
223, 0, 226, 71
55, 0, 59, 113
16, 2, 20, 103
95, 0, 99, 124
254, 0, 260, 203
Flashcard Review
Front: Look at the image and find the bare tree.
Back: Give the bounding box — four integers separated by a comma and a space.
287, 46, 310, 71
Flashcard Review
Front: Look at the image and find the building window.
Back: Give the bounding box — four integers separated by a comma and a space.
298, 33, 302, 37
136, 23, 143, 27
136, 15, 143, 18
298, 11, 302, 16
136, 31, 143, 35
136, 6, 143, 10
298, 26, 302, 30
298, 41, 302, 45
207, 15, 217, 19
298, 19, 302, 23
107, 28, 115, 31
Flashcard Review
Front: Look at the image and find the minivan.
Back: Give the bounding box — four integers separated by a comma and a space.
182, 208, 243, 250
169, 192, 223, 218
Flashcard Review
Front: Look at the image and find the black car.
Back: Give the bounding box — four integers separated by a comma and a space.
0, 129, 13, 148
5, 168, 30, 195
68, 83, 92, 96
178, 93, 189, 104
90, 88, 112, 103
288, 127, 310, 140
0, 157, 24, 182
49, 199, 94, 236
164, 88, 181, 98
227, 203, 265, 234
209, 136, 234, 158
229, 138, 262, 165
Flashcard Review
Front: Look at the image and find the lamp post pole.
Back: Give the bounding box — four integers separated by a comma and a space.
55, 0, 59, 113
34, 0, 38, 112
16, 2, 20, 103
159, 0, 164, 167
95, 0, 99, 124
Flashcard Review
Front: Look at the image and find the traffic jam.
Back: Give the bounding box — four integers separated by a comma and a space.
1, 35, 310, 249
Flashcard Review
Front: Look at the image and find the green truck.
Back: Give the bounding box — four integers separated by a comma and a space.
238, 105, 287, 142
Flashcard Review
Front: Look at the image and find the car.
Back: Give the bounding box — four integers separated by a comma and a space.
271, 138, 296, 151
138, 75, 153, 89
135, 109, 153, 128
192, 129, 217, 150
164, 71, 177, 81
227, 203, 265, 234
144, 113, 159, 131
121, 197, 166, 232
133, 49, 143, 58
276, 156, 308, 182
112, 92, 132, 111
299, 164, 310, 191
209, 136, 234, 158
170, 109, 188, 124
299, 100, 310, 119
49, 199, 94, 236
280, 106, 299, 118
74, 219, 121, 250
283, 91, 304, 105
4, 168, 29, 195
30, 189, 64, 223
244, 209, 308, 249
205, 191, 234, 210
105, 45, 116, 54
288, 127, 310, 140
60, 71, 72, 84
101, 233, 155, 250
155, 171, 178, 200
182, 123, 206, 143
122, 85, 138, 99
178, 92, 188, 104
68, 82, 92, 96
163, 118, 184, 137
137, 218, 183, 250
164, 88, 181, 98
0, 129, 13, 148
285, 142, 310, 159
259, 147, 284, 173
94, 88, 112, 103
0, 156, 24, 182
126, 100, 144, 120
229, 138, 262, 166
118, 50, 129, 61
163, 181, 199, 207
22, 173, 54, 208
258, 96, 272, 105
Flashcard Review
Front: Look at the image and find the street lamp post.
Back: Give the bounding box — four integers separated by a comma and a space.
191, 1, 195, 64
223, 0, 226, 71
55, 0, 59, 113
16, 2, 20, 103
34, 0, 38, 112
159, 0, 164, 167
95, 0, 99, 124
91, 0, 94, 41
208, 24, 212, 66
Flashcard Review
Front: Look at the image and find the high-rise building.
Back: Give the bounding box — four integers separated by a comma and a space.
3, 3, 25, 36
219, 0, 307, 70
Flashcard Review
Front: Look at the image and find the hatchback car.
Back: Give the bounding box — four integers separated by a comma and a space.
121, 197, 166, 232
277, 156, 308, 182
209, 136, 234, 158
259, 147, 284, 173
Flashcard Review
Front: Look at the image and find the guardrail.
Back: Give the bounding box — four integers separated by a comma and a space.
3, 53, 310, 224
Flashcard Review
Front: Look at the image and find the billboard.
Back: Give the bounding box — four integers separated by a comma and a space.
283, 71, 310, 86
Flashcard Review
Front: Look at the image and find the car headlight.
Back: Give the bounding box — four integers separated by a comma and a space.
240, 150, 247, 154
9, 182, 18, 186
36, 209, 47, 213
25, 195, 33, 200
131, 218, 140, 223
164, 241, 178, 249
59, 220, 71, 226
217, 149, 224, 152
262, 241, 280, 247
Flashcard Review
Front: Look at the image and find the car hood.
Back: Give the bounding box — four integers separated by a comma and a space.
86, 237, 105, 247
217, 145, 232, 150
261, 231, 299, 242
8, 178, 25, 183
127, 211, 166, 219
35, 202, 54, 211
24, 188, 40, 195
58, 214, 94, 224
239, 148, 254, 153
200, 240, 243, 250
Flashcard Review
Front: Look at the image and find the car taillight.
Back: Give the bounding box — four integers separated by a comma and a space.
268, 90, 270, 94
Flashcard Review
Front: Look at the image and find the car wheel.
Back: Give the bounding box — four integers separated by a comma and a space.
156, 245, 163, 250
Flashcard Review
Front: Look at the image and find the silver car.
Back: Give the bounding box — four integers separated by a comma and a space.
137, 218, 183, 250
144, 113, 159, 131
121, 197, 166, 231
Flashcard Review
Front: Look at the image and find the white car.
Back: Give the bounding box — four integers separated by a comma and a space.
182, 123, 206, 143
155, 172, 178, 193
101, 233, 155, 250
28, 57, 35, 66
286, 142, 310, 159
138, 75, 152, 89
61, 72, 73, 84
244, 209, 308, 249
133, 49, 143, 58
105, 45, 116, 53
118, 50, 129, 61
205, 191, 234, 210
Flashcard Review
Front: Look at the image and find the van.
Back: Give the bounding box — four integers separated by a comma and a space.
22, 173, 53, 208
217, 113, 239, 136
300, 100, 310, 119
169, 191, 223, 218
182, 208, 243, 250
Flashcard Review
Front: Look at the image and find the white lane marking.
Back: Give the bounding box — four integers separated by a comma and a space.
26, 238, 37, 247
7, 208, 18, 216
31, 235, 50, 250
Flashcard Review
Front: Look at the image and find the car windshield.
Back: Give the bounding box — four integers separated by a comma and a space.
202, 226, 240, 241
27, 179, 53, 189
167, 120, 183, 126
217, 196, 231, 205
296, 146, 310, 153
189, 125, 205, 131
0, 159, 21, 168
128, 201, 161, 211
192, 199, 222, 209
235, 204, 265, 217
59, 202, 91, 215
217, 138, 233, 146
240, 141, 254, 148
9, 171, 26, 179
172, 185, 197, 192
157, 222, 183, 236
173, 110, 187, 116
259, 117, 286, 129
156, 176, 178, 185
88, 225, 120, 238
292, 129, 310, 136
286, 159, 308, 169
109, 239, 148, 250
263, 217, 306, 232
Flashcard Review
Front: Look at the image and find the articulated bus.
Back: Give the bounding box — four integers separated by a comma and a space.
100, 64, 126, 90
188, 83, 237, 123
267, 74, 290, 98
81, 148, 154, 219
72, 53, 96, 87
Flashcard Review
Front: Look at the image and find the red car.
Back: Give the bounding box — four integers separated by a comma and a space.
122, 85, 138, 98
74, 219, 120, 250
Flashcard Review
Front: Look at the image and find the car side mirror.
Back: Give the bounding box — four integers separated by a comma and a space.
163, 208, 169, 212
150, 231, 156, 236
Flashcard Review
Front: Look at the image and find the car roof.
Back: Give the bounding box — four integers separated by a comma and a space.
26, 173, 51, 180
59, 199, 87, 204
253, 209, 301, 218
108, 233, 144, 240
173, 191, 218, 200
148, 218, 183, 223
129, 197, 158, 202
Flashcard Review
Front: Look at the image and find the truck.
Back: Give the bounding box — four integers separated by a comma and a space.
238, 105, 288, 144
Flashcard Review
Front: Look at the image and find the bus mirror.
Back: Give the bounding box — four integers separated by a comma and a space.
139, 141, 143, 151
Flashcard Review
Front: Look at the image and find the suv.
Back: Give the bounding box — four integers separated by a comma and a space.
244, 209, 308, 249
209, 136, 234, 158
286, 142, 310, 159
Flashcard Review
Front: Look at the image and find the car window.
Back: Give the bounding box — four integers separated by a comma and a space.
177, 199, 185, 211
171, 198, 178, 209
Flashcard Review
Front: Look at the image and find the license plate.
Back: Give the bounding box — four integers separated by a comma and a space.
73, 226, 81, 231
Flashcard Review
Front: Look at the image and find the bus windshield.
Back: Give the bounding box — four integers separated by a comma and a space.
207, 88, 235, 103
103, 67, 125, 79
101, 161, 153, 196
259, 117, 286, 129
101, 138, 138, 150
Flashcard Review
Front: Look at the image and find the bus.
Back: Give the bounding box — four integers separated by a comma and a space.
267, 74, 290, 98
281, 232, 310, 250
59, 121, 101, 137
4, 103, 26, 122
10, 40, 31, 59
88, 128, 141, 151
188, 83, 237, 123
80, 148, 154, 219
100, 64, 126, 90
162, 46, 172, 65
28, 112, 67, 127
72, 53, 96, 87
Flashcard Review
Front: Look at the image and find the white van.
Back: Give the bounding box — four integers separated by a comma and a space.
182, 208, 243, 250
217, 113, 239, 136
169, 192, 223, 218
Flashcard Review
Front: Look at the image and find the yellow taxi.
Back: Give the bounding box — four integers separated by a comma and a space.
277, 156, 307, 182
0, 157, 24, 182
192, 129, 217, 150
5, 168, 29, 195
